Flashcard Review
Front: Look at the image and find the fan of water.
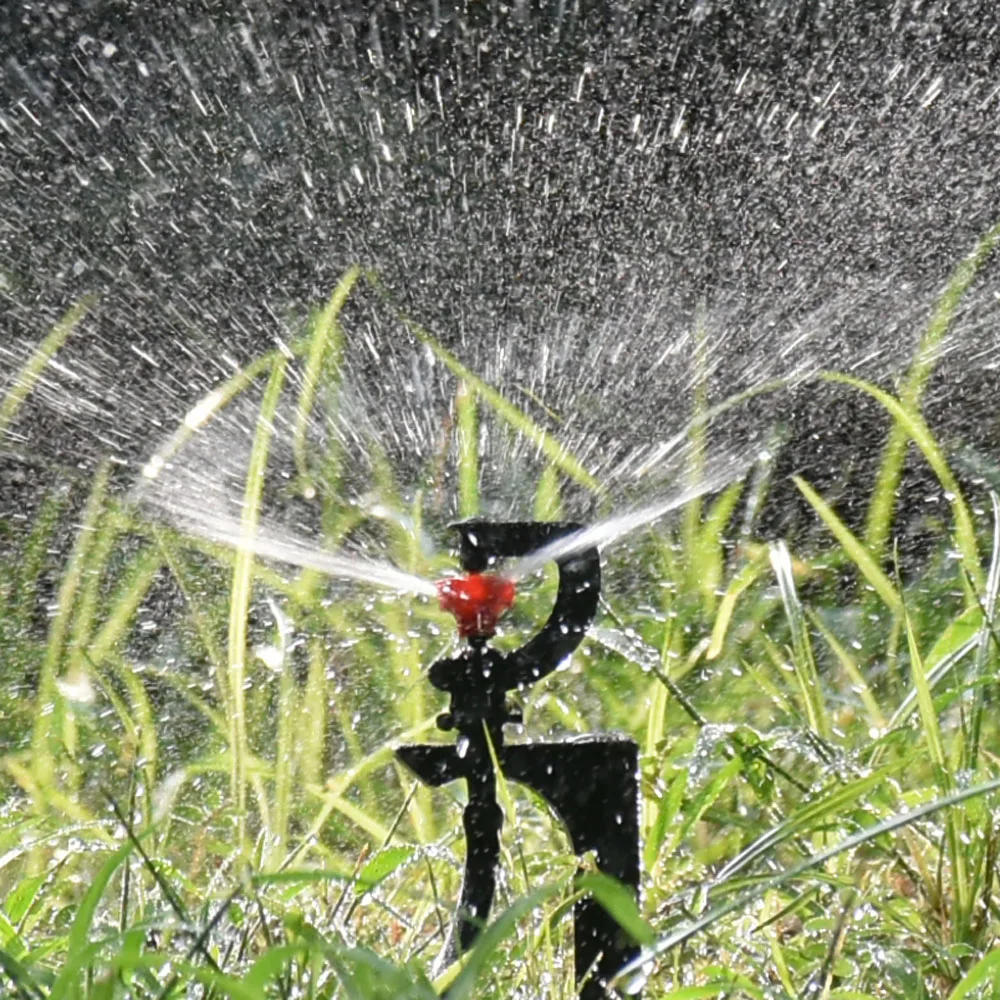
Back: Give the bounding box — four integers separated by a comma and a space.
136, 404, 754, 602
151, 457, 749, 573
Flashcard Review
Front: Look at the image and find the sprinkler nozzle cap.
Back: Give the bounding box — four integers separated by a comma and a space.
436, 573, 516, 640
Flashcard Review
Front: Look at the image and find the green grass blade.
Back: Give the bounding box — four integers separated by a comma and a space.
900, 587, 971, 936
46, 940, 106, 1000
676, 756, 743, 846
11, 489, 65, 634
713, 763, 904, 884
0, 944, 44, 1000
120, 958, 266, 1000
978, 491, 1000, 664
769, 540, 828, 738
47, 830, 149, 1000
66, 504, 126, 678
682, 308, 710, 575
632, 379, 792, 483
622, 775, 1000, 982
140, 289, 358, 497
865, 219, 1000, 560
139, 351, 282, 485
656, 984, 768, 1000
150, 526, 225, 675
644, 673, 669, 762
967, 490, 1000, 769
31, 460, 110, 798
946, 946, 1000, 1000
292, 266, 359, 492
299, 637, 328, 788
128, 657, 228, 734
793, 475, 901, 613
66, 839, 136, 960
691, 480, 745, 614
484, 727, 517, 867
228, 356, 289, 854
825, 371, 982, 591
456, 380, 480, 518
575, 871, 653, 947
443, 882, 568, 1000
532, 463, 563, 521
295, 715, 439, 856
645, 771, 687, 872
0, 296, 95, 441
357, 844, 416, 891
886, 631, 979, 731
706, 556, 764, 660
271, 606, 297, 866
85, 544, 164, 668
901, 601, 947, 778
808, 609, 886, 729
242, 944, 311, 994
382, 303, 604, 497
115, 661, 159, 795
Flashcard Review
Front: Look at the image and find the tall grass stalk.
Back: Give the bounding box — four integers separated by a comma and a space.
826, 371, 983, 592
0, 296, 95, 441
967, 492, 1000, 770
865, 219, 1000, 562
456, 381, 480, 519
682, 308, 710, 601
793, 474, 901, 614
900, 586, 971, 940
227, 356, 288, 857
292, 266, 359, 494
29, 459, 110, 806
366, 273, 605, 498
769, 540, 828, 739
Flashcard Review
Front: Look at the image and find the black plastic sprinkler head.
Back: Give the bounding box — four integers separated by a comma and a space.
396, 521, 642, 999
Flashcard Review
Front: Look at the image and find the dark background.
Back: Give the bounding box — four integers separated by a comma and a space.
2, 0, 1000, 543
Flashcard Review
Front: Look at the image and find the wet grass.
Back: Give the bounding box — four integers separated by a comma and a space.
1, 226, 1000, 998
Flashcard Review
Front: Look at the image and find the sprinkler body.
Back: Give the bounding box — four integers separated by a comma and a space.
396, 521, 641, 999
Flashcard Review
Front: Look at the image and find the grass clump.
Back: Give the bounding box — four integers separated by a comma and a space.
0, 224, 999, 999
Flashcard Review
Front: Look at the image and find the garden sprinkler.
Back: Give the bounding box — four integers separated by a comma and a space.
396, 521, 642, 999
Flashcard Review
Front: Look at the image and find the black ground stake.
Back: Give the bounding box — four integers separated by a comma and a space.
396, 521, 641, 999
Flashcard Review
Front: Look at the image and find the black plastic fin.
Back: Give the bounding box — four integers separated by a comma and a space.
395, 744, 464, 786
503, 736, 642, 996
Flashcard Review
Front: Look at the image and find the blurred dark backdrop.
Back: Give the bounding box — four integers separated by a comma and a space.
2, 1, 999, 546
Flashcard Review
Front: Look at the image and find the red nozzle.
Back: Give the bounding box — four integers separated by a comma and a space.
436, 573, 517, 639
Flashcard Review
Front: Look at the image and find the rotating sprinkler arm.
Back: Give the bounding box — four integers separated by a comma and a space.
501, 544, 600, 689
449, 519, 601, 689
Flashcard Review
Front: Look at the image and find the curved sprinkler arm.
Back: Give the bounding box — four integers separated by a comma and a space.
396, 521, 641, 999
449, 518, 601, 688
